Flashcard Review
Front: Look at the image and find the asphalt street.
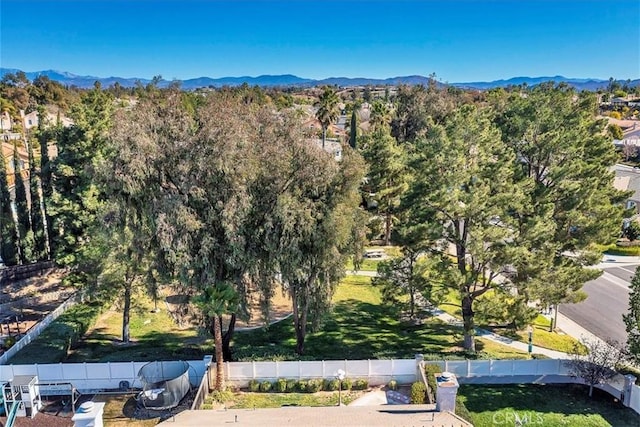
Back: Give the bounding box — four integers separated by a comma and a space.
559, 263, 638, 344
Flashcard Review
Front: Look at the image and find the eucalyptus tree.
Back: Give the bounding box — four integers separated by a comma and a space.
108, 90, 296, 388
277, 148, 365, 354
391, 80, 456, 144
314, 86, 340, 149
403, 105, 521, 351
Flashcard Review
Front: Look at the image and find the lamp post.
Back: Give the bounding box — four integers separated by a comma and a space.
336, 369, 345, 406
527, 325, 533, 358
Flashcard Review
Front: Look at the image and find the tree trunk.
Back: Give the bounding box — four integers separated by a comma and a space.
221, 313, 236, 361
212, 314, 225, 391
291, 287, 307, 355
122, 280, 131, 343
322, 127, 327, 150
462, 294, 475, 352
589, 384, 594, 398
384, 212, 392, 246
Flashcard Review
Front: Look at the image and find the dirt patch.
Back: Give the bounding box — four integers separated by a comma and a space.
235, 288, 292, 329
0, 270, 71, 352
164, 286, 292, 330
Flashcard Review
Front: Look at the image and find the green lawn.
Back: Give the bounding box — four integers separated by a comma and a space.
232, 276, 529, 361
65, 293, 212, 362
344, 258, 382, 272
344, 245, 402, 271
439, 290, 584, 355
458, 384, 640, 427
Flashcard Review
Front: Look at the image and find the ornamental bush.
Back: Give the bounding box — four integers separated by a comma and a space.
410, 381, 426, 404
307, 379, 323, 393
286, 379, 297, 392
259, 381, 272, 392
324, 378, 340, 391
352, 379, 368, 390
275, 378, 287, 392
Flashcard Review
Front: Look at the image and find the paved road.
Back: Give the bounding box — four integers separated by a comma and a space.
559, 263, 638, 344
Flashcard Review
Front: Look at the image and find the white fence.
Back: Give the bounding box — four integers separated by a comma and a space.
1, 356, 639, 416
225, 357, 640, 416
0, 359, 207, 393
226, 359, 417, 387
0, 295, 78, 365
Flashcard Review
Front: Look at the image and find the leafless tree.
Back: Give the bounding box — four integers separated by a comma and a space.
567, 338, 628, 397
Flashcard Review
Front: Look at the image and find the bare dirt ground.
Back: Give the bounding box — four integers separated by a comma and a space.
164, 286, 292, 331
0, 270, 71, 344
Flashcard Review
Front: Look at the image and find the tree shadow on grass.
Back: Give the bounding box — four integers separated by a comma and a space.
234, 299, 463, 361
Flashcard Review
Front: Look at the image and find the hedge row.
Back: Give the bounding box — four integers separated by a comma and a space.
247, 378, 369, 393
423, 363, 441, 404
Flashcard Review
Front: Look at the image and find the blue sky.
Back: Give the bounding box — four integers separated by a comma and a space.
1, 0, 639, 82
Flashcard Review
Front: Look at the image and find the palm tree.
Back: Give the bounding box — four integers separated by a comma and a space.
192, 283, 240, 391
370, 100, 392, 130
314, 87, 340, 150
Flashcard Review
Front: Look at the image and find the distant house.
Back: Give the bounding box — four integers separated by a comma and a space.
0, 112, 11, 132
0, 141, 30, 189
22, 107, 73, 131
313, 138, 342, 161
614, 167, 640, 213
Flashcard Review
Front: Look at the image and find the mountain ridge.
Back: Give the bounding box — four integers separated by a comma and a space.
2, 68, 638, 91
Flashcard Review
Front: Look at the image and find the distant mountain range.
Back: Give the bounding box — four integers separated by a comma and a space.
1, 68, 638, 91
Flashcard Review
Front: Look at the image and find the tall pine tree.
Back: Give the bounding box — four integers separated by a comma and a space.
13, 142, 32, 263
39, 117, 54, 259
0, 146, 18, 265
28, 132, 46, 260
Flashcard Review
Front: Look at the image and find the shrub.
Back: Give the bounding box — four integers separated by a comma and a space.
3, 336, 16, 350
352, 379, 368, 390
424, 364, 441, 402
324, 378, 340, 391
306, 379, 323, 393
275, 378, 287, 393
296, 379, 308, 392
387, 379, 398, 391
410, 381, 427, 404
341, 377, 353, 390
259, 381, 272, 392
248, 379, 260, 392
286, 379, 297, 392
